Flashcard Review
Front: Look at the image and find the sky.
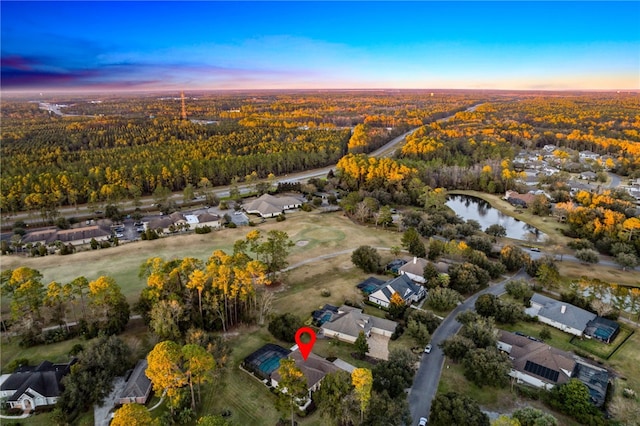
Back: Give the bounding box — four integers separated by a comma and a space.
1, 1, 639, 92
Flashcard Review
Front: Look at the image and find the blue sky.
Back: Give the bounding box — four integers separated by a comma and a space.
1, 1, 638, 91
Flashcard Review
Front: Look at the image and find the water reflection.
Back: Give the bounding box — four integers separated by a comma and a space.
446, 195, 545, 241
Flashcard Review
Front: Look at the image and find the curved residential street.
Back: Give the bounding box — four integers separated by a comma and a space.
408, 269, 529, 424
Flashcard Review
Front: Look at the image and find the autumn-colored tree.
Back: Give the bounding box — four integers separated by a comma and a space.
352, 368, 373, 422
146, 341, 187, 414
275, 358, 308, 426
111, 403, 157, 426
182, 344, 215, 409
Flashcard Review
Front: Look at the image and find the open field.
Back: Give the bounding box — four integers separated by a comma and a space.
1, 210, 404, 305
557, 262, 640, 287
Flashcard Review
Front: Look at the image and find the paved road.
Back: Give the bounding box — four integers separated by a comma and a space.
408, 269, 528, 424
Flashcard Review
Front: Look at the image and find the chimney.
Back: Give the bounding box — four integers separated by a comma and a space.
413, 257, 417, 264
561, 305, 566, 314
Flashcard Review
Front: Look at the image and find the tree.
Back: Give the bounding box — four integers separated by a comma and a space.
429, 392, 490, 426
388, 292, 407, 319
182, 343, 216, 409
150, 299, 186, 341
146, 341, 187, 414
352, 368, 373, 422
462, 347, 511, 388
315, 370, 357, 425
256, 230, 294, 280
460, 316, 498, 349
275, 358, 308, 426
111, 403, 157, 426
401, 227, 426, 258
547, 379, 602, 423
268, 313, 303, 343
500, 245, 529, 272
364, 390, 412, 426
615, 252, 639, 270
575, 249, 599, 264
377, 205, 394, 228
426, 287, 461, 311
512, 407, 558, 426
372, 349, 415, 398
505, 279, 533, 302
407, 318, 431, 346
475, 294, 499, 318
351, 245, 382, 273
485, 224, 507, 239
354, 331, 369, 359
87, 276, 130, 335
439, 335, 476, 363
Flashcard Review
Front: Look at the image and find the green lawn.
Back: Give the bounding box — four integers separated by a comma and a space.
570, 325, 635, 359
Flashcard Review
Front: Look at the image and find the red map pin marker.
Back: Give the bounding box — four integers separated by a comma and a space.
295, 327, 317, 361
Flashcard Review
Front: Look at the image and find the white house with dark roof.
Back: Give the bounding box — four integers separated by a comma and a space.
0, 359, 76, 411
526, 293, 596, 337
321, 305, 397, 344
368, 274, 425, 308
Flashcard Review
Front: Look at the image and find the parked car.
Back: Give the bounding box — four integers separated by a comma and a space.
424, 344, 432, 354
530, 247, 540, 252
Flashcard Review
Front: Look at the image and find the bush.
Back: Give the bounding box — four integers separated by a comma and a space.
320, 288, 331, 297
276, 214, 286, 222
268, 313, 303, 343
5, 358, 30, 373
195, 225, 212, 234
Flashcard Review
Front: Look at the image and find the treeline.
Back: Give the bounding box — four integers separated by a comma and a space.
0, 267, 130, 347
135, 229, 293, 336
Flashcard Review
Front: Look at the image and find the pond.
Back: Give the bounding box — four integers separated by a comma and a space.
445, 194, 545, 241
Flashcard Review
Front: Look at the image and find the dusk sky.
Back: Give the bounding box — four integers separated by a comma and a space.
1, 1, 639, 92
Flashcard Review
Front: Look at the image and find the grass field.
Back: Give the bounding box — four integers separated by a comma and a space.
2, 210, 404, 306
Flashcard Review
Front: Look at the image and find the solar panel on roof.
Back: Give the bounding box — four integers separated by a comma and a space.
524, 360, 560, 382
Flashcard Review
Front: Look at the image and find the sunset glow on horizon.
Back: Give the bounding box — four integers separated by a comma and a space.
1, 1, 639, 92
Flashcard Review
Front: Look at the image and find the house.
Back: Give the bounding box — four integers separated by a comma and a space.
271, 350, 341, 404
580, 171, 597, 181
497, 331, 609, 405
0, 359, 76, 412
584, 317, 620, 344
321, 305, 397, 344
525, 293, 596, 337
579, 150, 599, 160
399, 257, 428, 284
243, 344, 354, 410
118, 359, 153, 405
368, 274, 426, 308
504, 190, 535, 208
243, 193, 304, 218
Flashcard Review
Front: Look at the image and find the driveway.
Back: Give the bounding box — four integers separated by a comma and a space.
367, 333, 390, 361
94, 376, 126, 426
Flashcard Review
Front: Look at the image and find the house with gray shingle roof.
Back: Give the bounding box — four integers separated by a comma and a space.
118, 359, 152, 405
526, 293, 596, 337
399, 257, 428, 284
321, 305, 397, 344
368, 274, 425, 308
